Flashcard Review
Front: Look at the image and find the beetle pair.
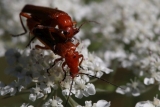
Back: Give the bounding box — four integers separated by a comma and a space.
12, 4, 84, 80
12, 5, 120, 107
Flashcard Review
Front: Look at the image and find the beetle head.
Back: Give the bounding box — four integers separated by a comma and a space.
62, 27, 74, 39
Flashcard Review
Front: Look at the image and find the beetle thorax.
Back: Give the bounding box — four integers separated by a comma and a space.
56, 14, 73, 28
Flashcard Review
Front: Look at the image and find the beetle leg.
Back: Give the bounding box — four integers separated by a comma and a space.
73, 28, 79, 36
34, 25, 66, 41
47, 57, 63, 73
75, 41, 80, 47
73, 21, 77, 26
32, 25, 56, 42
20, 12, 32, 19
35, 45, 50, 50
48, 27, 66, 40
49, 31, 55, 41
45, 27, 55, 41
36, 25, 57, 32
72, 37, 80, 47
52, 58, 63, 67
79, 54, 84, 68
26, 35, 36, 48
12, 12, 31, 37
62, 62, 67, 81
33, 25, 56, 41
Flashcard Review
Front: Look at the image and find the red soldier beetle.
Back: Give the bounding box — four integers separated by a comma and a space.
47, 40, 84, 79
30, 27, 83, 79
31, 28, 120, 107
12, 4, 99, 44
12, 4, 81, 41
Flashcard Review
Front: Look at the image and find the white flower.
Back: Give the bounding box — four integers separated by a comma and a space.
29, 93, 37, 102
77, 100, 110, 107
92, 55, 113, 75
116, 79, 145, 96
144, 78, 155, 85
135, 101, 154, 107
116, 86, 131, 95
84, 101, 92, 107
74, 77, 96, 98
42, 96, 63, 107
42, 76, 58, 90
80, 52, 112, 79
149, 54, 160, 81
153, 97, 160, 106
151, 71, 160, 82
61, 73, 96, 99
61, 77, 76, 96
142, 54, 160, 87
0, 79, 24, 96
20, 103, 34, 107
135, 96, 160, 107
75, 83, 95, 98
95, 100, 111, 107
29, 85, 44, 101
39, 83, 51, 94
1, 85, 13, 96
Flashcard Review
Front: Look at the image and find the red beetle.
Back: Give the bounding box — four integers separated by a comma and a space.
29, 27, 83, 80
12, 4, 80, 41
12, 4, 84, 78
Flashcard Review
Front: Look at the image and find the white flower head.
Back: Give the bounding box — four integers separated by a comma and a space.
29, 84, 44, 101
135, 96, 160, 107
77, 100, 110, 107
116, 79, 145, 96
153, 97, 160, 106
0, 79, 25, 96
144, 78, 155, 85
3, 40, 113, 106
135, 101, 154, 107
42, 96, 63, 107
20, 103, 34, 107
1, 85, 13, 96
61, 75, 96, 99
142, 53, 160, 88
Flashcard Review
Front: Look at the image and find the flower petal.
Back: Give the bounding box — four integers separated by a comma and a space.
96, 100, 111, 107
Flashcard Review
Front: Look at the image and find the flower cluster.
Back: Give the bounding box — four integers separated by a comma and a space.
116, 78, 145, 97
77, 100, 110, 107
135, 96, 160, 107
0, 40, 112, 106
85, 0, 160, 102
143, 53, 160, 87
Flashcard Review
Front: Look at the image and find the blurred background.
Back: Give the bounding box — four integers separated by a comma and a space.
0, 0, 160, 107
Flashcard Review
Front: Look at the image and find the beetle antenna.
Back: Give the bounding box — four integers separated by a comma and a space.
79, 73, 122, 89
78, 21, 99, 30
65, 78, 74, 107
